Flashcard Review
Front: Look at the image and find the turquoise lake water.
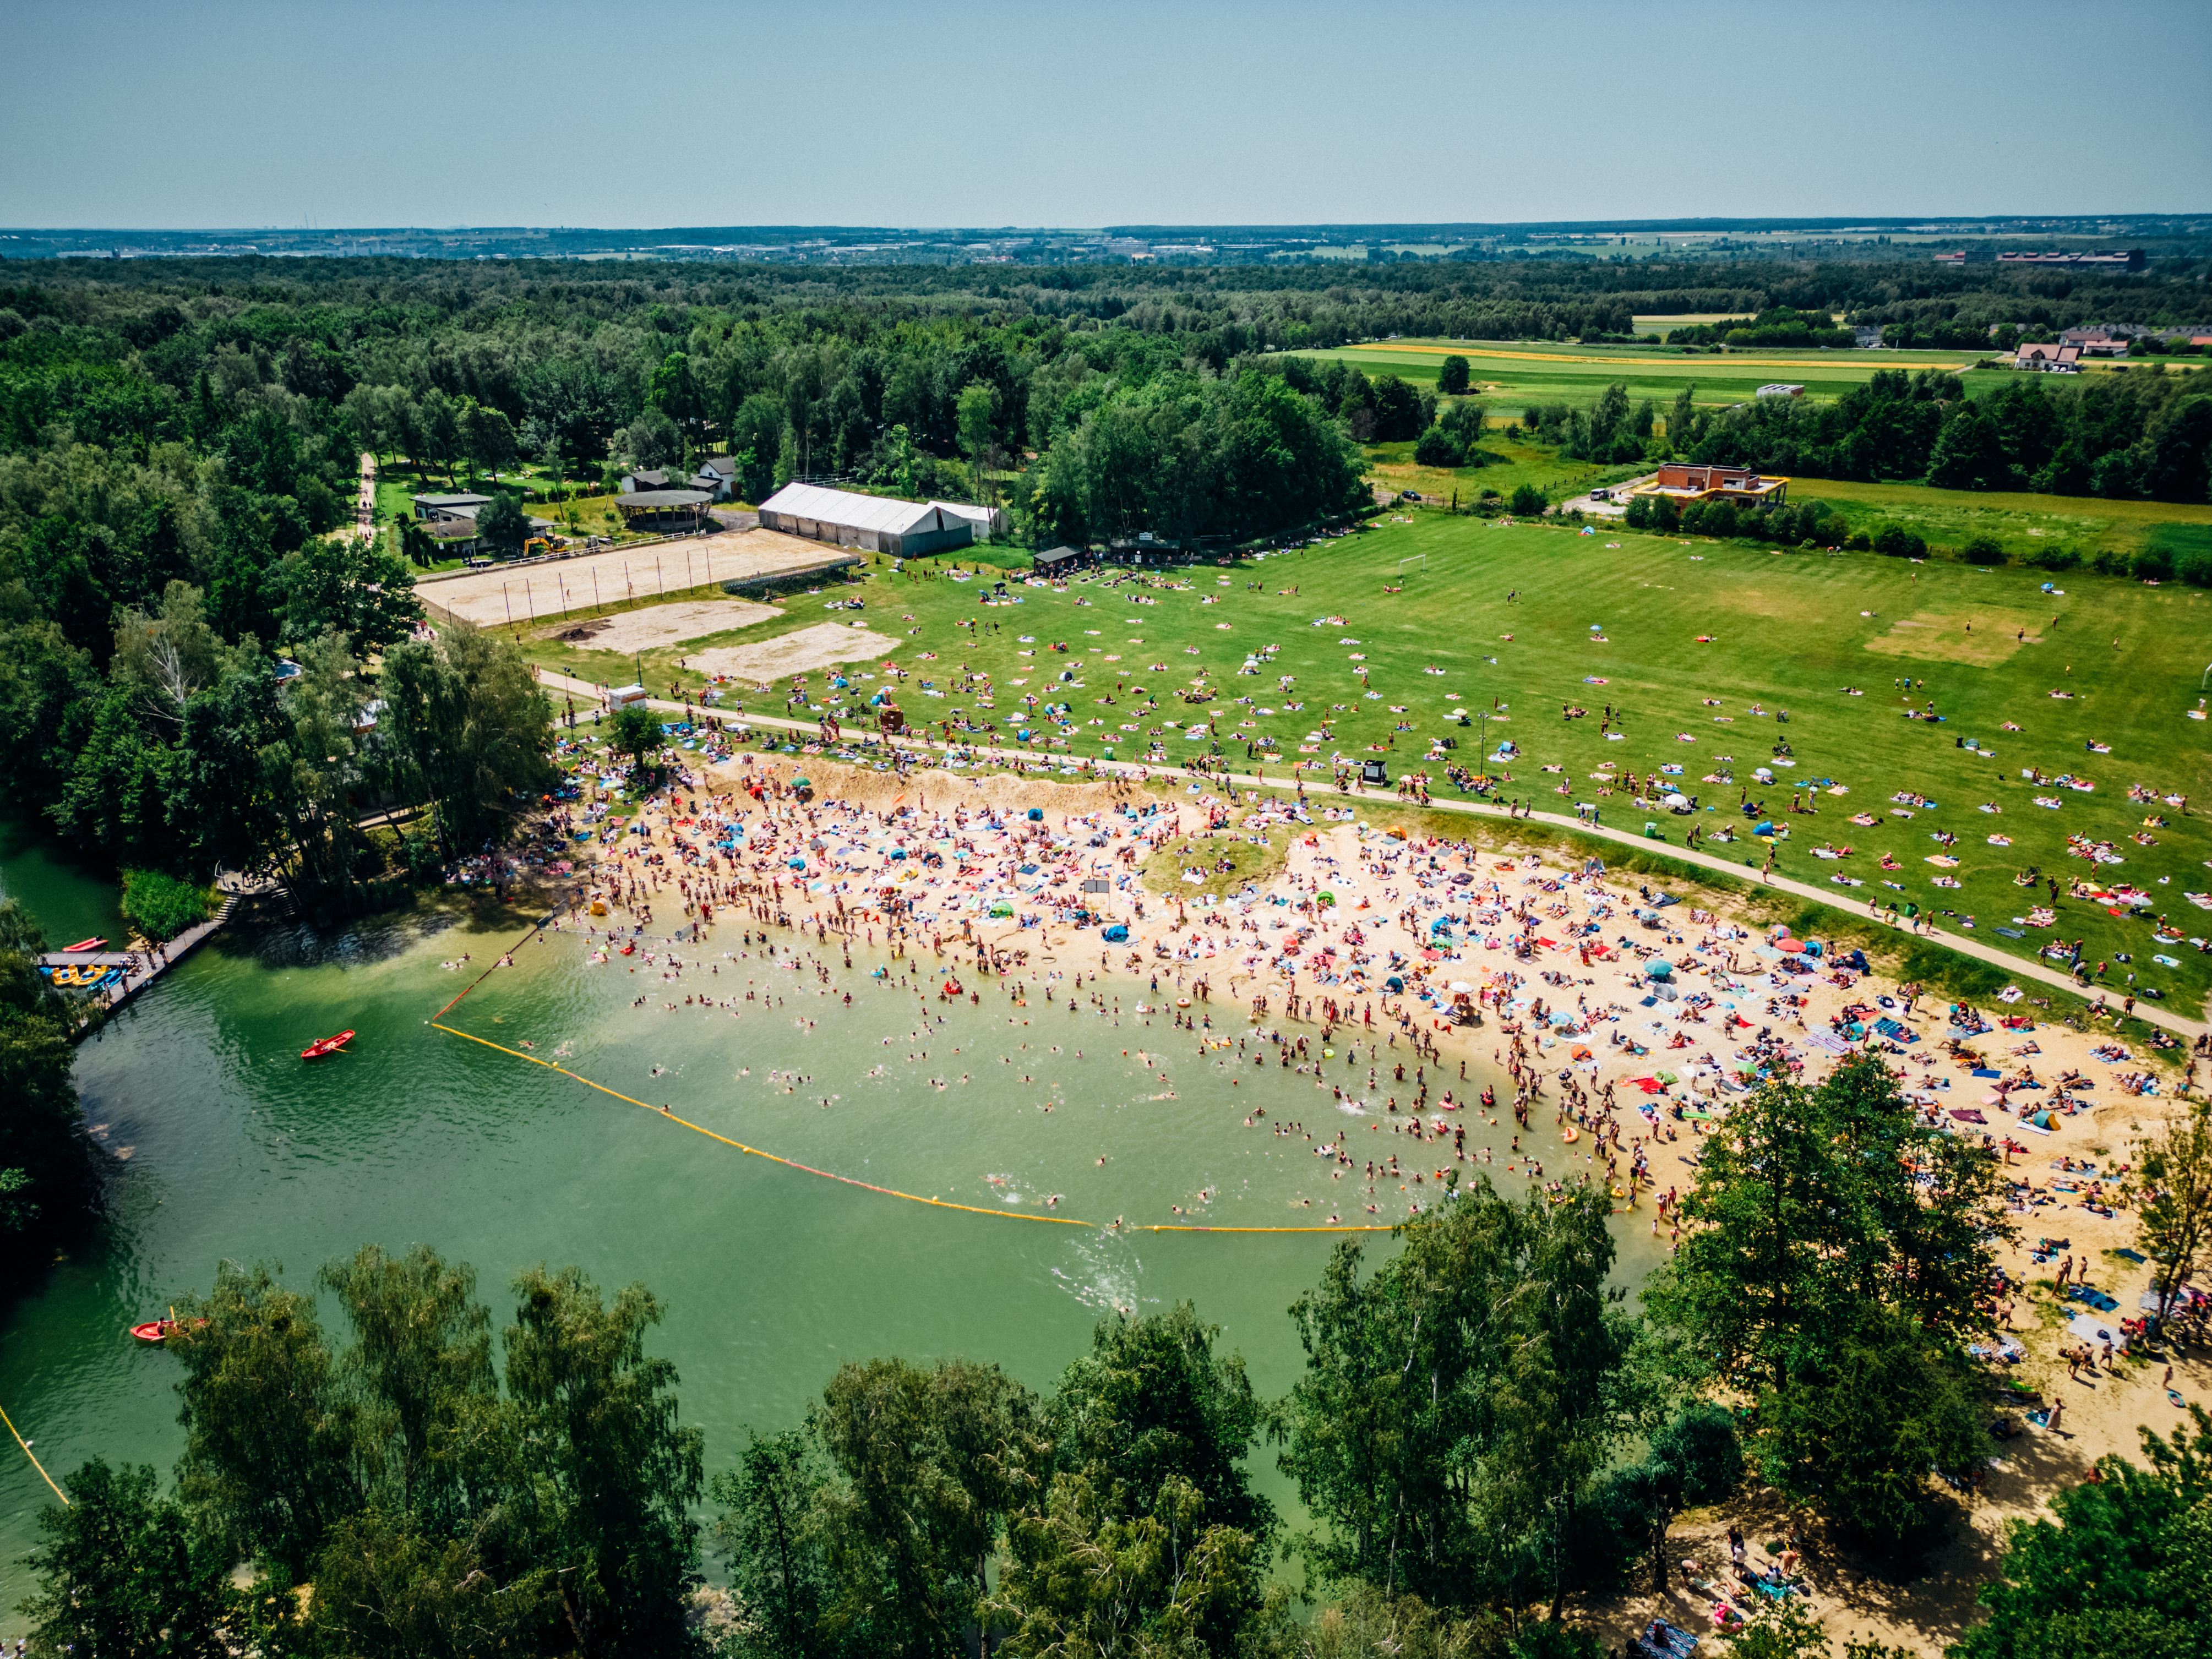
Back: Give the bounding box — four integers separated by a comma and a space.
0, 821, 1660, 1588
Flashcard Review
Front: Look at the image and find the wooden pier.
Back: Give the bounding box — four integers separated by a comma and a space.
37, 896, 238, 1033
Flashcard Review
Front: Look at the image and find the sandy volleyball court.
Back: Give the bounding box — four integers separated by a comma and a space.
421, 528, 846, 627
555, 599, 782, 653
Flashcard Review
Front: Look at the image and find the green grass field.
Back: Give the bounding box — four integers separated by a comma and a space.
1295, 339, 1987, 408
1360, 434, 1646, 504
522, 524, 2212, 1013
1295, 339, 2210, 415
1785, 479, 2212, 565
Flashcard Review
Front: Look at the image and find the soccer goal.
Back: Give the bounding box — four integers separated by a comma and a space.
1398, 554, 1428, 579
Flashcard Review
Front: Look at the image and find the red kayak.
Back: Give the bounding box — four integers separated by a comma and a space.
130, 1318, 205, 1344
301, 1030, 355, 1060
62, 937, 106, 953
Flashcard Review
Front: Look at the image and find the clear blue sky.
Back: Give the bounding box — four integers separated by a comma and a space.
5, 0, 2207, 229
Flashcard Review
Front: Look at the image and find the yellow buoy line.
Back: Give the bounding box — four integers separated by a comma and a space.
0, 1398, 70, 1507
432, 1021, 1399, 1235
433, 909, 1408, 1234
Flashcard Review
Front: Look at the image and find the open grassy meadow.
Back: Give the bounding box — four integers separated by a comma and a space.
521, 521, 2212, 1013
1358, 434, 1647, 504
1295, 339, 1986, 408
1785, 478, 2212, 566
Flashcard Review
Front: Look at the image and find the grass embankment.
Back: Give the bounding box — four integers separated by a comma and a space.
551, 521, 2210, 1013
1138, 826, 1289, 901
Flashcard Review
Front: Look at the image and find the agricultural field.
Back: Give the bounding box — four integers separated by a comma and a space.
524, 521, 2212, 1015
1293, 337, 1990, 409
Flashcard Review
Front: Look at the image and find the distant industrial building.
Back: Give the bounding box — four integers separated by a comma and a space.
1755, 383, 1806, 398
755, 483, 977, 556
1933, 248, 2145, 271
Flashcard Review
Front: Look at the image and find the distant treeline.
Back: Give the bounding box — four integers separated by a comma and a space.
1677, 368, 2212, 504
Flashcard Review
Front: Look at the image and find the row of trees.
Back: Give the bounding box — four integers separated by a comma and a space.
23, 1054, 2072, 1657
1622, 494, 1849, 549
15, 571, 551, 901
0, 900, 91, 1278
1674, 368, 2212, 503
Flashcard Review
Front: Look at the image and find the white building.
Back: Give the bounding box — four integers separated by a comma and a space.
755, 483, 977, 557
927, 499, 1007, 539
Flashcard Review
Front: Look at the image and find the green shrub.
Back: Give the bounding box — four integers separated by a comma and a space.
1414, 425, 1467, 468
2133, 545, 2177, 581
1846, 531, 1872, 551
2180, 549, 2212, 587
2029, 545, 2080, 571
1507, 483, 1548, 516
611, 701, 664, 767
119, 870, 215, 942
1962, 534, 2006, 565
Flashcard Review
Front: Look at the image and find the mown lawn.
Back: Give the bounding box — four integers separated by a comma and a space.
1785, 478, 2212, 565
1360, 436, 1645, 504
632, 525, 2212, 1011
1140, 826, 1290, 901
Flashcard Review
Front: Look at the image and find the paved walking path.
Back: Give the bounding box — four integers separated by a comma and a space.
357, 451, 377, 542
532, 668, 2209, 1041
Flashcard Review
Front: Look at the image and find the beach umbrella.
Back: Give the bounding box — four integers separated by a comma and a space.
1448, 981, 1473, 994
